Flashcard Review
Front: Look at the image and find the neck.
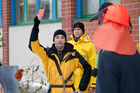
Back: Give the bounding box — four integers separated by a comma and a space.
74, 37, 80, 42
57, 49, 63, 51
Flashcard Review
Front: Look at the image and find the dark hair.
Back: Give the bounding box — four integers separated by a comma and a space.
98, 2, 113, 25
99, 2, 113, 11
89, 2, 113, 22
72, 22, 85, 33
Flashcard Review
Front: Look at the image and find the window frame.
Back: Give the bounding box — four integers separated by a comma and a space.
76, 0, 105, 20
0, 0, 2, 27
55, 0, 62, 19
13, 0, 61, 26
40, 0, 61, 23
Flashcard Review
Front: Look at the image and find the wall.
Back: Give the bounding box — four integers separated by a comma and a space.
62, 0, 76, 40
121, 0, 140, 44
0, 28, 2, 62
2, 0, 11, 65
9, 23, 61, 70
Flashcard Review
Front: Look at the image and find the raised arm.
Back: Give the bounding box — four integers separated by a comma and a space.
28, 16, 48, 60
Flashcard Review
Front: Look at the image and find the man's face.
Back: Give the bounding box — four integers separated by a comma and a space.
73, 27, 83, 38
54, 34, 66, 51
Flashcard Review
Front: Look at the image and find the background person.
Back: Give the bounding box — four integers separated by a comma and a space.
69, 22, 96, 93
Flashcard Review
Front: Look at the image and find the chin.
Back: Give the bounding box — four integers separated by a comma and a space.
57, 45, 64, 50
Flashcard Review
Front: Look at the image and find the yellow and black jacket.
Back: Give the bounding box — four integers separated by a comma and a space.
28, 21, 91, 93
69, 33, 96, 93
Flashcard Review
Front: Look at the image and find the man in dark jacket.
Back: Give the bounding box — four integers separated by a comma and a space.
28, 16, 91, 93
90, 2, 140, 93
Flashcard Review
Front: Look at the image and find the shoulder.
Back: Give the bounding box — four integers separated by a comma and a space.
99, 50, 132, 61
100, 50, 118, 56
64, 43, 76, 53
85, 41, 96, 51
68, 40, 73, 44
72, 49, 83, 58
99, 50, 119, 60
88, 41, 95, 47
65, 43, 74, 48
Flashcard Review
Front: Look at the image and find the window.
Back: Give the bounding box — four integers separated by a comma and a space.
76, 0, 100, 19
16, 0, 24, 23
40, 0, 52, 20
27, 0, 37, 22
106, 0, 120, 4
0, 0, 2, 27
83, 0, 99, 15
76, 0, 120, 19
82, 0, 120, 16
16, 0, 37, 23
57, 0, 62, 18
15, 0, 61, 25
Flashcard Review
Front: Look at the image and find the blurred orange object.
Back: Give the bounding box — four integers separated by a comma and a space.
15, 69, 24, 81
92, 19, 136, 55
38, 9, 45, 18
103, 4, 129, 27
92, 4, 136, 55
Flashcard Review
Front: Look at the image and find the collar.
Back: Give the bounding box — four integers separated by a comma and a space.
70, 33, 91, 43
47, 43, 74, 55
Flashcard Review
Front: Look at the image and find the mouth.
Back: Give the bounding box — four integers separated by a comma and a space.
58, 43, 62, 44
57, 43, 63, 46
75, 33, 79, 35
76, 34, 79, 35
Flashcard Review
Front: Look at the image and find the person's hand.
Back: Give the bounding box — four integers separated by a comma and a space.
33, 16, 40, 28
92, 68, 97, 77
89, 87, 95, 93
37, 14, 42, 21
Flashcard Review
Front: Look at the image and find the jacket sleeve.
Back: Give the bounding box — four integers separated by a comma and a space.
88, 43, 96, 87
75, 51, 92, 91
28, 16, 49, 62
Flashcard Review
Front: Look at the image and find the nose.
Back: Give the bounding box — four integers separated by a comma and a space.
58, 38, 62, 42
75, 29, 78, 32
75, 30, 79, 34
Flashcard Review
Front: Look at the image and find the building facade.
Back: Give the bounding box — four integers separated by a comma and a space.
0, 0, 140, 66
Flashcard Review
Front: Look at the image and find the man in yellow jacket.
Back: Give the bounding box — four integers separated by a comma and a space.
28, 16, 92, 93
69, 22, 96, 93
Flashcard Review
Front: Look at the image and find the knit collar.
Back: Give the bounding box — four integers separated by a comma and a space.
70, 33, 91, 43
47, 43, 74, 55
